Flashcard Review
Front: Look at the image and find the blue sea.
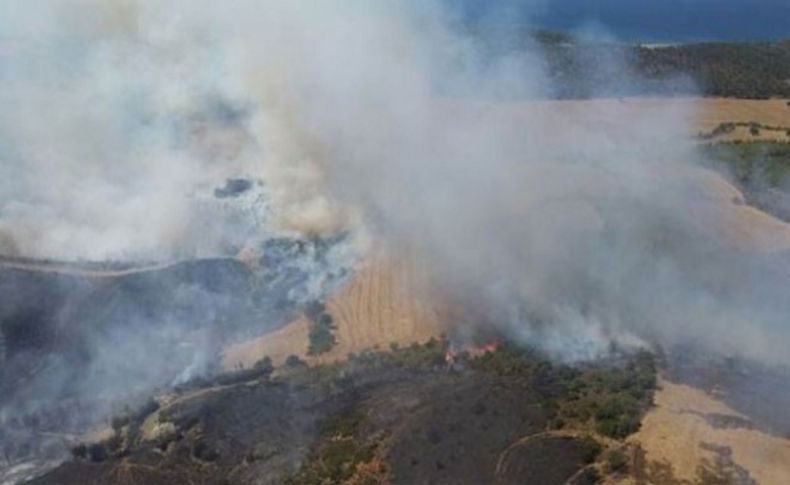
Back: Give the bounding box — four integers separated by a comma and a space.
453, 0, 790, 43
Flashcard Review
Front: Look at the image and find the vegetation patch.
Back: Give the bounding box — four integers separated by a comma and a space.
698, 122, 790, 141
605, 448, 628, 473
305, 301, 337, 355
702, 140, 790, 221
472, 344, 656, 439
286, 408, 385, 484
535, 36, 790, 99
704, 140, 790, 188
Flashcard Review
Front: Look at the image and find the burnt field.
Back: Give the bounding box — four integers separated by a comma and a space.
27, 341, 656, 484
0, 235, 351, 479
0, 257, 254, 401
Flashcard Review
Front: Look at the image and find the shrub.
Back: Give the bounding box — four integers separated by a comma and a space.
318, 313, 333, 327
579, 436, 602, 464
304, 300, 326, 321
322, 440, 364, 481
606, 449, 628, 472
320, 410, 363, 439
596, 418, 619, 438
110, 414, 129, 431
192, 441, 219, 462
541, 350, 656, 440
308, 322, 336, 355
134, 399, 160, 422
87, 443, 108, 462
284, 354, 307, 368
70, 443, 87, 460
253, 356, 274, 375
305, 301, 337, 355
103, 433, 123, 454
595, 400, 642, 439
286, 414, 380, 485
596, 394, 639, 421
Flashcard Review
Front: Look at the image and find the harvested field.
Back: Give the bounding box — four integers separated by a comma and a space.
222, 252, 447, 369
628, 377, 790, 485
690, 98, 790, 134
321, 253, 446, 360
547, 97, 790, 136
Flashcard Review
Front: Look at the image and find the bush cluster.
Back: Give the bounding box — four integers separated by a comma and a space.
285, 409, 382, 484
305, 301, 337, 355
469, 343, 657, 440
554, 351, 656, 439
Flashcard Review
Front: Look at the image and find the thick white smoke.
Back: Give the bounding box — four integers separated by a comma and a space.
1, 0, 789, 366
0, 0, 342, 260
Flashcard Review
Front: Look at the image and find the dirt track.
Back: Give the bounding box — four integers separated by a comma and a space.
0, 257, 177, 278
493, 430, 589, 483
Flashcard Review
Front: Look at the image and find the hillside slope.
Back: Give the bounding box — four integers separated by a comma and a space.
222, 252, 447, 369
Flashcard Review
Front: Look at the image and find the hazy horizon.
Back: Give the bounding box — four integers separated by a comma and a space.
454, 0, 790, 43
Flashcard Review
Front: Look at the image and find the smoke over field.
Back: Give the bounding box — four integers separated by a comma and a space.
3, 1, 790, 483
1, 0, 790, 418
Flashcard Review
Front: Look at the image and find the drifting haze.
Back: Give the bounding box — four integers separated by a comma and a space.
1, 0, 789, 367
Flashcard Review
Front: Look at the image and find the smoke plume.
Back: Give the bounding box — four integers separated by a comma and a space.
2, 1, 790, 367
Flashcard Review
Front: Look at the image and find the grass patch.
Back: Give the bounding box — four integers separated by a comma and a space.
704, 140, 790, 188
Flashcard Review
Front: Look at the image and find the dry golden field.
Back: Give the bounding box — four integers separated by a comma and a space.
221, 251, 447, 370
217, 98, 790, 484
689, 98, 790, 133
214, 99, 790, 485
223, 97, 790, 369
542, 97, 790, 135
627, 377, 790, 485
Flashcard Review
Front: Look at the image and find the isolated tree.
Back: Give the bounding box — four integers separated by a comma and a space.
253, 356, 274, 377
285, 354, 307, 368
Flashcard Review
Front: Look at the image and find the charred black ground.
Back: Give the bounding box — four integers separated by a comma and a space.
0, 234, 351, 479
25, 340, 656, 484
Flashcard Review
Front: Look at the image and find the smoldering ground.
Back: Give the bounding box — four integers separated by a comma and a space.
2, 0, 790, 479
